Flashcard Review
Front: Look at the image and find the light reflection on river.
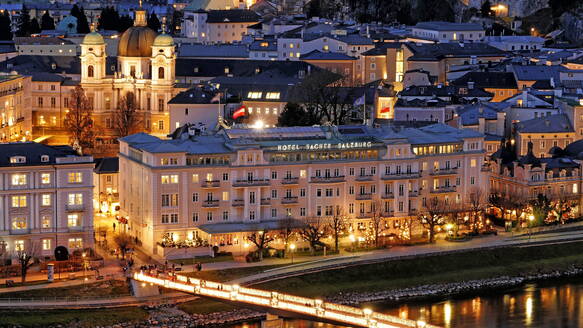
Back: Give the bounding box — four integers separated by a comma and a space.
231, 279, 583, 327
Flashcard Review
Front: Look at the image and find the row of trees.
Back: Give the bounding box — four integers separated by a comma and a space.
9, 4, 90, 37
64, 86, 142, 152
97, 6, 165, 33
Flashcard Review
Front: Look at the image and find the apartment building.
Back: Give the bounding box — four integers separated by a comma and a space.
119, 124, 488, 258
411, 22, 485, 43
0, 74, 31, 143
0, 143, 94, 260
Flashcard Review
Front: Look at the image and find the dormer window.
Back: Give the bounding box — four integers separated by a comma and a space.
247, 92, 262, 99
41, 155, 49, 162
224, 67, 230, 74
51, 63, 57, 70
194, 67, 199, 73
10, 156, 26, 164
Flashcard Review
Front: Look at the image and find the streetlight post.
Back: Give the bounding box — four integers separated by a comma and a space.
82, 252, 87, 281
528, 215, 535, 241
289, 243, 296, 264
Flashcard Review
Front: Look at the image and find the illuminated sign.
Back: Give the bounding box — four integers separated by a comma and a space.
277, 141, 373, 152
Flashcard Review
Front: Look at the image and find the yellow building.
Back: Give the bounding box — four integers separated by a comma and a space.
0, 75, 31, 142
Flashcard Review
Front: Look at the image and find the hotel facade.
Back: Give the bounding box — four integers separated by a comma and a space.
119, 124, 489, 258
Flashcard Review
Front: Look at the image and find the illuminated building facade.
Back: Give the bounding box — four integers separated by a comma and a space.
119, 124, 488, 258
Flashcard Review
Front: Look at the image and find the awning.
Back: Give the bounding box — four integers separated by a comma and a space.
198, 219, 305, 234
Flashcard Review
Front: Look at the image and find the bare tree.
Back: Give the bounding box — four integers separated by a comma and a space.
468, 187, 486, 233
279, 217, 298, 256
64, 85, 94, 153
418, 197, 448, 243
550, 188, 578, 224
369, 199, 386, 247
327, 209, 348, 252
399, 217, 419, 241
113, 232, 134, 259
299, 217, 328, 254
247, 230, 275, 261
16, 241, 39, 283
114, 92, 142, 137
290, 70, 356, 125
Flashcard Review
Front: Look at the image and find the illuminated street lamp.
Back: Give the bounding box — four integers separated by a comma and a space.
82, 252, 88, 281
289, 243, 296, 264
528, 215, 535, 241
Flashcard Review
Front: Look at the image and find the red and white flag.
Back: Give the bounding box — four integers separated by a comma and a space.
232, 105, 246, 119
380, 107, 391, 113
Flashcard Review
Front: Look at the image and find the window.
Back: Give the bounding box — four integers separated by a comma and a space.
158, 120, 164, 130
68, 193, 83, 205
470, 177, 475, 185
265, 92, 280, 99
15, 240, 25, 251
249, 211, 255, 220
207, 212, 213, 221
271, 189, 277, 199
68, 172, 83, 183
470, 159, 477, 168
68, 238, 83, 249
192, 213, 199, 222
300, 188, 306, 197
192, 193, 199, 202
12, 217, 27, 230
41, 215, 51, 228
42, 239, 51, 251
271, 208, 277, 218
222, 191, 229, 201
11, 174, 26, 186
170, 214, 178, 223
192, 174, 199, 183
161, 175, 179, 184
67, 214, 80, 227
11, 195, 27, 208
247, 91, 262, 99
300, 208, 306, 216
41, 173, 51, 184
42, 194, 51, 206
158, 67, 165, 79
222, 173, 229, 181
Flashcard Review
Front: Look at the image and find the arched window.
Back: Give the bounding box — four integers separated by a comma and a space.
158, 67, 165, 79
88, 65, 94, 78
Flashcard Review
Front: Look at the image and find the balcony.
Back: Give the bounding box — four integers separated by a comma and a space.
281, 196, 299, 204
356, 213, 373, 219
233, 179, 270, 187
310, 176, 345, 183
381, 172, 420, 180
355, 174, 374, 182
409, 208, 419, 216
409, 191, 419, 197
232, 199, 244, 207
356, 193, 373, 200
201, 180, 220, 188
430, 168, 458, 176
10, 228, 30, 235
260, 198, 271, 205
202, 200, 219, 208
430, 186, 457, 193
381, 193, 394, 199
66, 204, 85, 211
382, 210, 394, 217
281, 177, 299, 185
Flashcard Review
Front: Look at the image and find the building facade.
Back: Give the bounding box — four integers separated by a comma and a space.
119, 124, 488, 258
0, 143, 94, 260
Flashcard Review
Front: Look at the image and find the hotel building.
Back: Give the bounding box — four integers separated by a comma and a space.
0, 143, 94, 259
119, 124, 488, 258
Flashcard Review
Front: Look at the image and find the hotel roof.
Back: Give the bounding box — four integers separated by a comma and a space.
413, 22, 484, 32
121, 124, 483, 156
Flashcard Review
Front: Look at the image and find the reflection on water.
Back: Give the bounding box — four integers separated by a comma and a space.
232, 279, 583, 327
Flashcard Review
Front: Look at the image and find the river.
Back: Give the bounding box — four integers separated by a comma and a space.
231, 278, 583, 327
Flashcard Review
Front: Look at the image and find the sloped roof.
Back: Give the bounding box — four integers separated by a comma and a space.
452, 72, 518, 89
0, 142, 83, 167
516, 114, 574, 134
300, 50, 356, 60
414, 22, 484, 32
206, 9, 260, 23
94, 157, 119, 173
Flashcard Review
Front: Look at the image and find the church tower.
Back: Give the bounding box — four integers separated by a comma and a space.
151, 21, 176, 86
80, 26, 106, 83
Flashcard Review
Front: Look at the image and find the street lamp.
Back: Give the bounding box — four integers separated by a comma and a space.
82, 252, 88, 281
289, 243, 296, 264
528, 215, 535, 241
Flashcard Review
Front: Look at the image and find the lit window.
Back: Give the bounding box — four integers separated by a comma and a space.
15, 240, 25, 251
41, 173, 51, 184
42, 239, 51, 250
265, 92, 280, 100
222, 191, 229, 201
68, 193, 83, 205
11, 195, 27, 208
300, 170, 306, 178
247, 91, 262, 99
161, 175, 179, 184
68, 238, 82, 249
574, 183, 578, 194
42, 215, 51, 228
67, 214, 80, 227
42, 194, 51, 206
12, 217, 27, 230
68, 172, 83, 183
470, 159, 477, 167
192, 174, 199, 183
11, 174, 27, 186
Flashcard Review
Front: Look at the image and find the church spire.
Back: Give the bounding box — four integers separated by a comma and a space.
134, 0, 147, 27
